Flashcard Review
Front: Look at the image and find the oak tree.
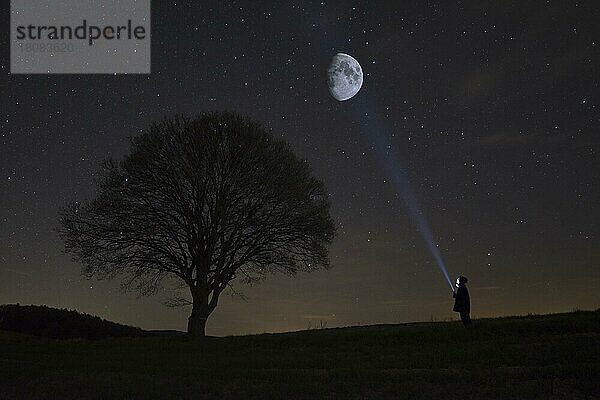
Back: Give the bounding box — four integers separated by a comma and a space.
59, 113, 335, 337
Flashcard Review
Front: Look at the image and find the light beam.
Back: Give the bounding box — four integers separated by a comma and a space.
350, 96, 455, 293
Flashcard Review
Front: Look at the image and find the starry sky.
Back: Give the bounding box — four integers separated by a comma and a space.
1, 1, 598, 336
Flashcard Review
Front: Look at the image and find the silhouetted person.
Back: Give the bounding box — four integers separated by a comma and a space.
453, 276, 471, 326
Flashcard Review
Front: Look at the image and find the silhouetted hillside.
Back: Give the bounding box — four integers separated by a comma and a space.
0, 304, 146, 339
0, 310, 598, 399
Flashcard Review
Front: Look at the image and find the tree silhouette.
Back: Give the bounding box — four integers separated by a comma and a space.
59, 113, 335, 337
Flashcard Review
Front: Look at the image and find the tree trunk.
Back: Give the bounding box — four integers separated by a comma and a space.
187, 305, 208, 337
187, 278, 222, 338
187, 286, 210, 337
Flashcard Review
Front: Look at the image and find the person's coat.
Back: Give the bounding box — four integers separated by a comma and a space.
453, 285, 470, 313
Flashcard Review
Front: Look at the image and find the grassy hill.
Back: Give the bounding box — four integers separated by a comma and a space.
0, 304, 145, 339
0, 310, 598, 399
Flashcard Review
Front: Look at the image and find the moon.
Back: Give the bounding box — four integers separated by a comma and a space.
327, 53, 363, 101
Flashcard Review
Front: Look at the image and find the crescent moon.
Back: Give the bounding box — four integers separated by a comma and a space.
327, 53, 363, 101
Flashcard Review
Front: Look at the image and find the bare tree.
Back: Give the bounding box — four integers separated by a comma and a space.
59, 113, 335, 337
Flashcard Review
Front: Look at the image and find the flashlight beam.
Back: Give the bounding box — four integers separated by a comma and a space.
389, 169, 455, 293
348, 95, 454, 293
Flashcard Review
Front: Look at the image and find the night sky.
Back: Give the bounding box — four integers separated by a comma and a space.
1, 1, 598, 336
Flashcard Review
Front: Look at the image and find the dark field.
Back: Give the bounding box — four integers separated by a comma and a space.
1, 311, 599, 399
